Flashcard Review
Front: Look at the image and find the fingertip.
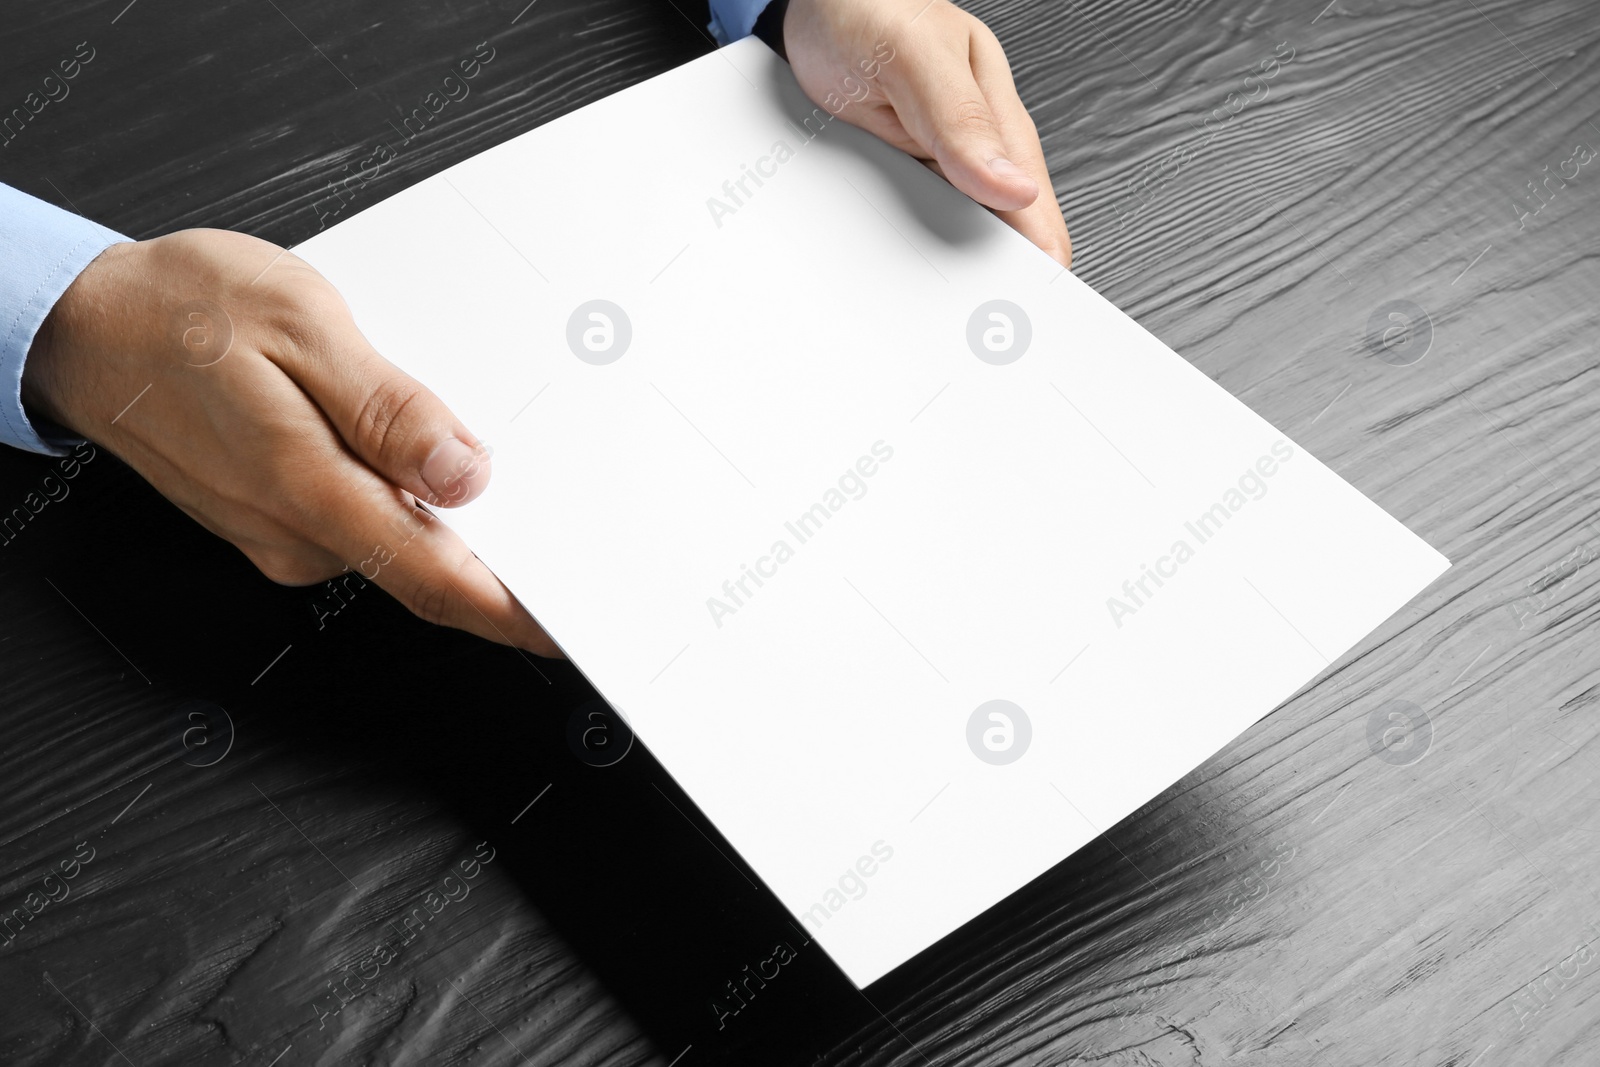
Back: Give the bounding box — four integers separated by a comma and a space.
969, 158, 1039, 211
506, 600, 561, 657
1013, 221, 1071, 269
422, 437, 493, 507
1045, 237, 1073, 269
523, 631, 564, 659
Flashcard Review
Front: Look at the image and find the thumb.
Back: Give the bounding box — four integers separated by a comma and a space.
275, 319, 493, 508
883, 46, 1039, 212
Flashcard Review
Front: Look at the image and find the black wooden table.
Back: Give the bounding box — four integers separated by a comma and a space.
3, 0, 1598, 1064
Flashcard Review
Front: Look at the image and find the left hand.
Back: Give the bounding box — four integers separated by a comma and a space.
783, 0, 1072, 268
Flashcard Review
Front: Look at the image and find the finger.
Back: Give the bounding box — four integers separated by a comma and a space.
969, 27, 1073, 268
319, 466, 560, 656
880, 20, 1039, 212
175, 503, 349, 587
239, 543, 350, 587
267, 303, 494, 509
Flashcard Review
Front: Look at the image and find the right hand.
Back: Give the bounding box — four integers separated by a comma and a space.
22, 228, 561, 657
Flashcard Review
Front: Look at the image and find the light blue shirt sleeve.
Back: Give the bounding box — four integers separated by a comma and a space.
0, 182, 130, 456
707, 0, 774, 45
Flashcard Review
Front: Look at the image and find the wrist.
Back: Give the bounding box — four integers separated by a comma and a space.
21, 297, 68, 431
21, 239, 139, 436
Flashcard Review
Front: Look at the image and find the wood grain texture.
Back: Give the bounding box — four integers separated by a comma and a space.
3, 0, 1599, 1064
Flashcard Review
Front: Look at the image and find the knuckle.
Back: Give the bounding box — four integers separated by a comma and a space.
1011, 104, 1040, 137
949, 97, 998, 137
155, 227, 274, 269
874, 19, 911, 52
353, 378, 426, 463
249, 548, 333, 587
404, 575, 455, 627
969, 15, 1002, 48
264, 281, 347, 352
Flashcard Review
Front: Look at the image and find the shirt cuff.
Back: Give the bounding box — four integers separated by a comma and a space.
707, 0, 774, 45
0, 182, 130, 456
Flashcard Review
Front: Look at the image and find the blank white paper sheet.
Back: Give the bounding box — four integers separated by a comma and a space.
296, 38, 1450, 986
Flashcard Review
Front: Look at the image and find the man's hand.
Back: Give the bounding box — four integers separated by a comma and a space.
22, 228, 560, 656
783, 0, 1072, 268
